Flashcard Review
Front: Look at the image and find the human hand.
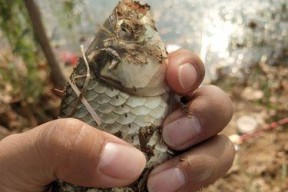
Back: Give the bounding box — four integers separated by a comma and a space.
0, 118, 146, 191
0, 49, 234, 192
147, 49, 235, 192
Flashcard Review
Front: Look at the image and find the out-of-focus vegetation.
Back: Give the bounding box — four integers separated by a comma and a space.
59, 0, 82, 28
0, 0, 80, 129
0, 0, 43, 101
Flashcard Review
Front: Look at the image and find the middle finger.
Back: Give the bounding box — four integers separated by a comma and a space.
163, 85, 233, 151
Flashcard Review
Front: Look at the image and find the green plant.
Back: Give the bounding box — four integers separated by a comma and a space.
0, 0, 43, 102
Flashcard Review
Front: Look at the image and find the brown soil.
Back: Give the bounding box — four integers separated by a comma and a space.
204, 63, 288, 192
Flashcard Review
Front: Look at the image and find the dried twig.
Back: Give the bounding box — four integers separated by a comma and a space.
67, 45, 101, 125
67, 79, 101, 126
68, 45, 91, 116
23, 0, 66, 89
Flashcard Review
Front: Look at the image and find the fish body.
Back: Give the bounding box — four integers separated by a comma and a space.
53, 0, 172, 191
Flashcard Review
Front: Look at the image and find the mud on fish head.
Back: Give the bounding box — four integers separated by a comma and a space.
86, 0, 168, 97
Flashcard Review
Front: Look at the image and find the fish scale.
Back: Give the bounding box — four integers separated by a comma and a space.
52, 0, 172, 191
60, 59, 169, 136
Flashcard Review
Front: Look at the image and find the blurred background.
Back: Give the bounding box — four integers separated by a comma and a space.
0, 0, 287, 191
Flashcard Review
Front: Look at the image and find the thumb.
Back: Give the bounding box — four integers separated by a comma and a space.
0, 118, 146, 191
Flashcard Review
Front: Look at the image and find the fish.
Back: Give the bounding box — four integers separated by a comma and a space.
52, 0, 172, 191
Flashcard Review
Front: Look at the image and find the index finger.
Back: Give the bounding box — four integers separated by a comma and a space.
166, 49, 205, 95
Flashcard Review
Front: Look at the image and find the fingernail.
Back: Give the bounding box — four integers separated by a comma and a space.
178, 63, 197, 91
148, 168, 186, 192
99, 142, 146, 180
163, 116, 201, 148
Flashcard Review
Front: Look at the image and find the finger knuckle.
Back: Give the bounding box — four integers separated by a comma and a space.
38, 118, 87, 158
